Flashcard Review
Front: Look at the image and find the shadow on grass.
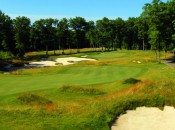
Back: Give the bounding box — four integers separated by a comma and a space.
165, 56, 175, 67
0, 60, 11, 72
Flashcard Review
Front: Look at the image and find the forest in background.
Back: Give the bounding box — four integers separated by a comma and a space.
0, 0, 175, 58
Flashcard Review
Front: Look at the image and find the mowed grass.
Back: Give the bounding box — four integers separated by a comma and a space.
0, 50, 174, 130
0, 65, 146, 96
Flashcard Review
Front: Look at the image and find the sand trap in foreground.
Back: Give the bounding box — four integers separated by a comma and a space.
28, 57, 96, 67
112, 106, 175, 130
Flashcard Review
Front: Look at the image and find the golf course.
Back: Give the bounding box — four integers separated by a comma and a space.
0, 49, 175, 130
1, 0, 175, 129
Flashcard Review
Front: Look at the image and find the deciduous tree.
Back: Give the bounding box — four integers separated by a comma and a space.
13, 16, 31, 57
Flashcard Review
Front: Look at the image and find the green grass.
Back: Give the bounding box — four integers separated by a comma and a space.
0, 49, 174, 130
0, 65, 146, 96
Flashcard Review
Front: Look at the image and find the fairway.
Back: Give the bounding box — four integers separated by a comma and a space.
0, 65, 146, 96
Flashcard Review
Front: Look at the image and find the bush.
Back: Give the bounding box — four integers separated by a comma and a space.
123, 78, 141, 84
0, 51, 12, 59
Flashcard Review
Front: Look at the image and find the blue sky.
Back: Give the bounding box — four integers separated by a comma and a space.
0, 0, 168, 22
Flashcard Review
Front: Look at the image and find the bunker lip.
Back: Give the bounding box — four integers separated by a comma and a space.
111, 106, 175, 130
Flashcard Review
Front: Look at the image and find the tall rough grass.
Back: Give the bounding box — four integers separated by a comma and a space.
60, 85, 105, 95
0, 80, 175, 130
17, 93, 52, 105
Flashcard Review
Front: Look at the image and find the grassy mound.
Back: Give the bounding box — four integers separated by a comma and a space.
17, 93, 52, 105
60, 85, 105, 95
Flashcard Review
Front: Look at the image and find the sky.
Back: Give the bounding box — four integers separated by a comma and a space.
0, 0, 168, 22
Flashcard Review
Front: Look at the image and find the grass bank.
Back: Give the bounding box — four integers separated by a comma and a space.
0, 50, 174, 130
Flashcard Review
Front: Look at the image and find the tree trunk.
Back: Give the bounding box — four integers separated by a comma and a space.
154, 50, 157, 62
77, 41, 80, 53
77, 47, 80, 53
54, 42, 56, 55
58, 38, 61, 54
46, 45, 48, 56
143, 39, 145, 50
164, 50, 167, 59
158, 49, 161, 64
62, 47, 64, 54
54, 49, 56, 55
158, 42, 161, 64
69, 44, 71, 54
112, 41, 114, 51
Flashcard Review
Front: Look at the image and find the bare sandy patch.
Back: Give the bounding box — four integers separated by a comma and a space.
28, 57, 96, 67
112, 106, 175, 130
55, 57, 96, 65
28, 61, 57, 67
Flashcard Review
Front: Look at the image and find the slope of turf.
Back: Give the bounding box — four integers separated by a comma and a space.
0, 65, 146, 96
0, 50, 174, 130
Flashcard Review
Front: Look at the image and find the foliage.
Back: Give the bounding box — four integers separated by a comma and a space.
13, 16, 31, 57
69, 17, 89, 53
1, 0, 175, 58
123, 78, 141, 84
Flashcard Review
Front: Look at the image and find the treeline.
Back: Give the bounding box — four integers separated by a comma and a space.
0, 0, 175, 58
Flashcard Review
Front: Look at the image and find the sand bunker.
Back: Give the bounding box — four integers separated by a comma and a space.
28, 57, 96, 67
28, 61, 57, 67
112, 106, 175, 130
55, 57, 96, 65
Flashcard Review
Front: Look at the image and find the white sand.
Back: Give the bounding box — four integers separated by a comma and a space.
28, 57, 96, 67
112, 106, 175, 130
55, 57, 96, 65
28, 61, 57, 67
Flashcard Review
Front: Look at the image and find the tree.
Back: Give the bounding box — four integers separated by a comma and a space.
149, 25, 160, 62
43, 18, 58, 55
113, 18, 125, 50
142, 0, 175, 63
123, 17, 138, 50
0, 11, 15, 56
148, 0, 162, 63
135, 17, 149, 50
56, 18, 69, 54
96, 17, 113, 51
69, 17, 88, 53
67, 30, 77, 54
167, 0, 175, 51
32, 18, 57, 56
86, 21, 98, 50
13, 16, 31, 57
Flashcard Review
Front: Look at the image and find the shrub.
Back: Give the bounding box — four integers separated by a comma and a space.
0, 51, 12, 59
123, 78, 141, 84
